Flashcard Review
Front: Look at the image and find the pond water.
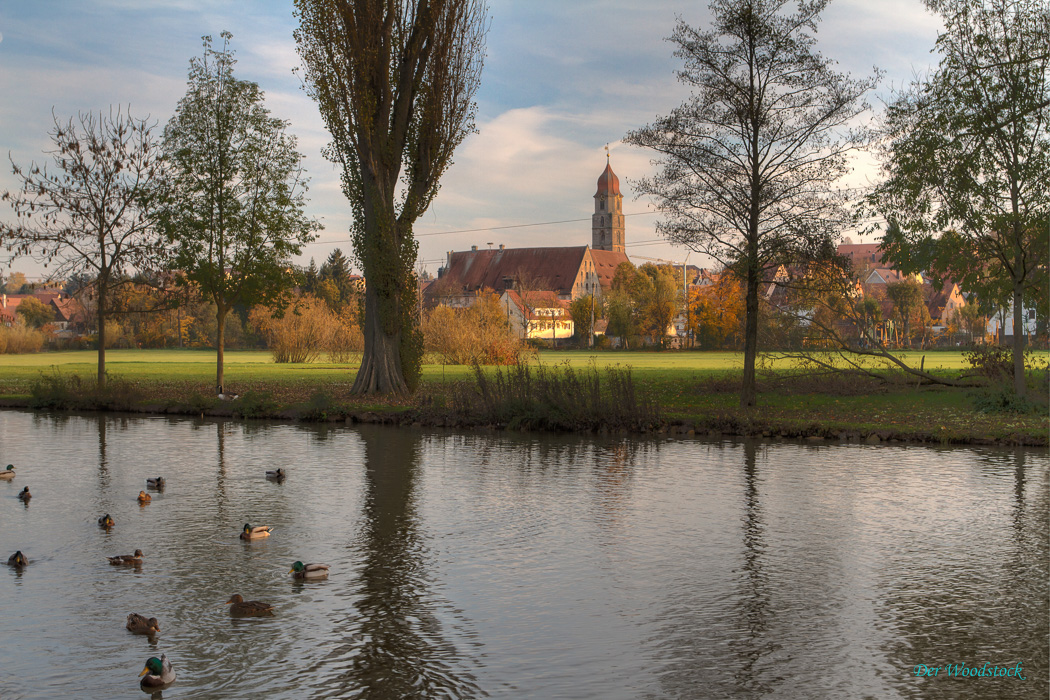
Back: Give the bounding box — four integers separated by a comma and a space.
0, 411, 1046, 699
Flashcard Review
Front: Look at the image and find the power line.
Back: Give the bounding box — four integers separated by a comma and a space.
303, 210, 662, 247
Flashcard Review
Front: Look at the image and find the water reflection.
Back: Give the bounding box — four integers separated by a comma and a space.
0, 412, 1045, 699
319, 426, 481, 698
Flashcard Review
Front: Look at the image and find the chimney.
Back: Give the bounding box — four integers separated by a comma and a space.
499, 244, 505, 250
471, 245, 478, 251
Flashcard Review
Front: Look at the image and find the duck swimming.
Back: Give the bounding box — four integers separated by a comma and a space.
137, 490, 151, 504
0, 464, 14, 480
265, 468, 285, 481
98, 513, 115, 529
239, 523, 272, 540
17, 486, 30, 501
290, 561, 330, 580
7, 551, 28, 567
226, 593, 275, 616
146, 477, 165, 490
138, 654, 175, 687
126, 613, 161, 636
108, 549, 144, 566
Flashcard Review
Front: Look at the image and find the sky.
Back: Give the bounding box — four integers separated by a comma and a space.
0, 0, 944, 280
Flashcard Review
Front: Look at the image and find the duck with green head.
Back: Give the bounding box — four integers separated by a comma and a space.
146, 476, 165, 490
138, 654, 175, 687
0, 464, 14, 480
7, 551, 28, 567
290, 561, 330, 580
239, 523, 272, 540
17, 486, 30, 501
265, 468, 285, 481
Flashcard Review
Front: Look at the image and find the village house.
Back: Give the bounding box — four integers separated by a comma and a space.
0, 291, 86, 331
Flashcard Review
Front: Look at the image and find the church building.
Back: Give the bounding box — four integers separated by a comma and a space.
426, 158, 631, 309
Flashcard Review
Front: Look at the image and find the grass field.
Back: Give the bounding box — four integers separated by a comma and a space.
0, 348, 1046, 444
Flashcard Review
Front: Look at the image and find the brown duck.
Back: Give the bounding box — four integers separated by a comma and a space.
108, 549, 144, 566
126, 613, 161, 635
225, 594, 274, 617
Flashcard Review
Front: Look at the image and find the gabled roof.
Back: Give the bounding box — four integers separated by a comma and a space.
590, 249, 630, 290
436, 246, 589, 296
502, 290, 570, 319
865, 268, 915, 285
837, 243, 885, 267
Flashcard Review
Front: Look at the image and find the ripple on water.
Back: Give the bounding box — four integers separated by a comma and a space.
0, 415, 1046, 699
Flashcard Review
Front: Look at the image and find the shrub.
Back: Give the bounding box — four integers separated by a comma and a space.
232, 390, 279, 418
423, 293, 528, 365
450, 359, 660, 431
29, 368, 142, 410
327, 306, 364, 363
0, 320, 45, 353
250, 295, 332, 363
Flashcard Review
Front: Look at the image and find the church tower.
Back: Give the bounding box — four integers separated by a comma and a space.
592, 153, 624, 253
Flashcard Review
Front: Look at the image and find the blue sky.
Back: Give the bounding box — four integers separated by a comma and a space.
0, 1, 943, 279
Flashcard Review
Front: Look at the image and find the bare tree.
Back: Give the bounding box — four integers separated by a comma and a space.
1, 109, 166, 387
294, 0, 488, 397
626, 0, 878, 407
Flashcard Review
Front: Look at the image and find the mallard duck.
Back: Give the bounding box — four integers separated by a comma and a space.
98, 513, 115, 528
137, 490, 151, 504
108, 549, 144, 565
290, 561, 330, 580
0, 464, 15, 480
239, 523, 272, 540
225, 593, 275, 616
17, 486, 30, 501
265, 468, 285, 481
146, 477, 165, 490
126, 613, 161, 635
138, 654, 176, 687
7, 551, 28, 567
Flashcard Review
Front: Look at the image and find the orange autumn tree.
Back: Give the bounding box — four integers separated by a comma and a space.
689, 272, 745, 349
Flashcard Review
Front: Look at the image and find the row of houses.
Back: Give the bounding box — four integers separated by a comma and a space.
0, 291, 87, 331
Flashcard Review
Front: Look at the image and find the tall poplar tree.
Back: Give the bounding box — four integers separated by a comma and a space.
626, 0, 878, 407
294, 0, 487, 397
161, 33, 318, 393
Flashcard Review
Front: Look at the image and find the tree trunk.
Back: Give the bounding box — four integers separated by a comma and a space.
216, 302, 228, 394
97, 286, 107, 389
741, 265, 760, 409
1012, 281, 1025, 398
352, 284, 409, 397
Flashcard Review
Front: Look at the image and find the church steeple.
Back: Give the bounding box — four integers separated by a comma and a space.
592, 149, 624, 253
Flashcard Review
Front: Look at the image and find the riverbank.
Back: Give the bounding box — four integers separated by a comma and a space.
0, 349, 1046, 446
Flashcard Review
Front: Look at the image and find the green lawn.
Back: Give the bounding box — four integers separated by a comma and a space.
0, 347, 1045, 444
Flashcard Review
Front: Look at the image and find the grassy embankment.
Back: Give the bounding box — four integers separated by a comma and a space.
0, 348, 1046, 445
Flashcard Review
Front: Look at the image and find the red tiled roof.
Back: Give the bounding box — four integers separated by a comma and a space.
437, 246, 589, 296
590, 249, 630, 290
837, 243, 885, 267
503, 290, 570, 319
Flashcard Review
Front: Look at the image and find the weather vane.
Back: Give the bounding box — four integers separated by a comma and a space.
605, 143, 610, 162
